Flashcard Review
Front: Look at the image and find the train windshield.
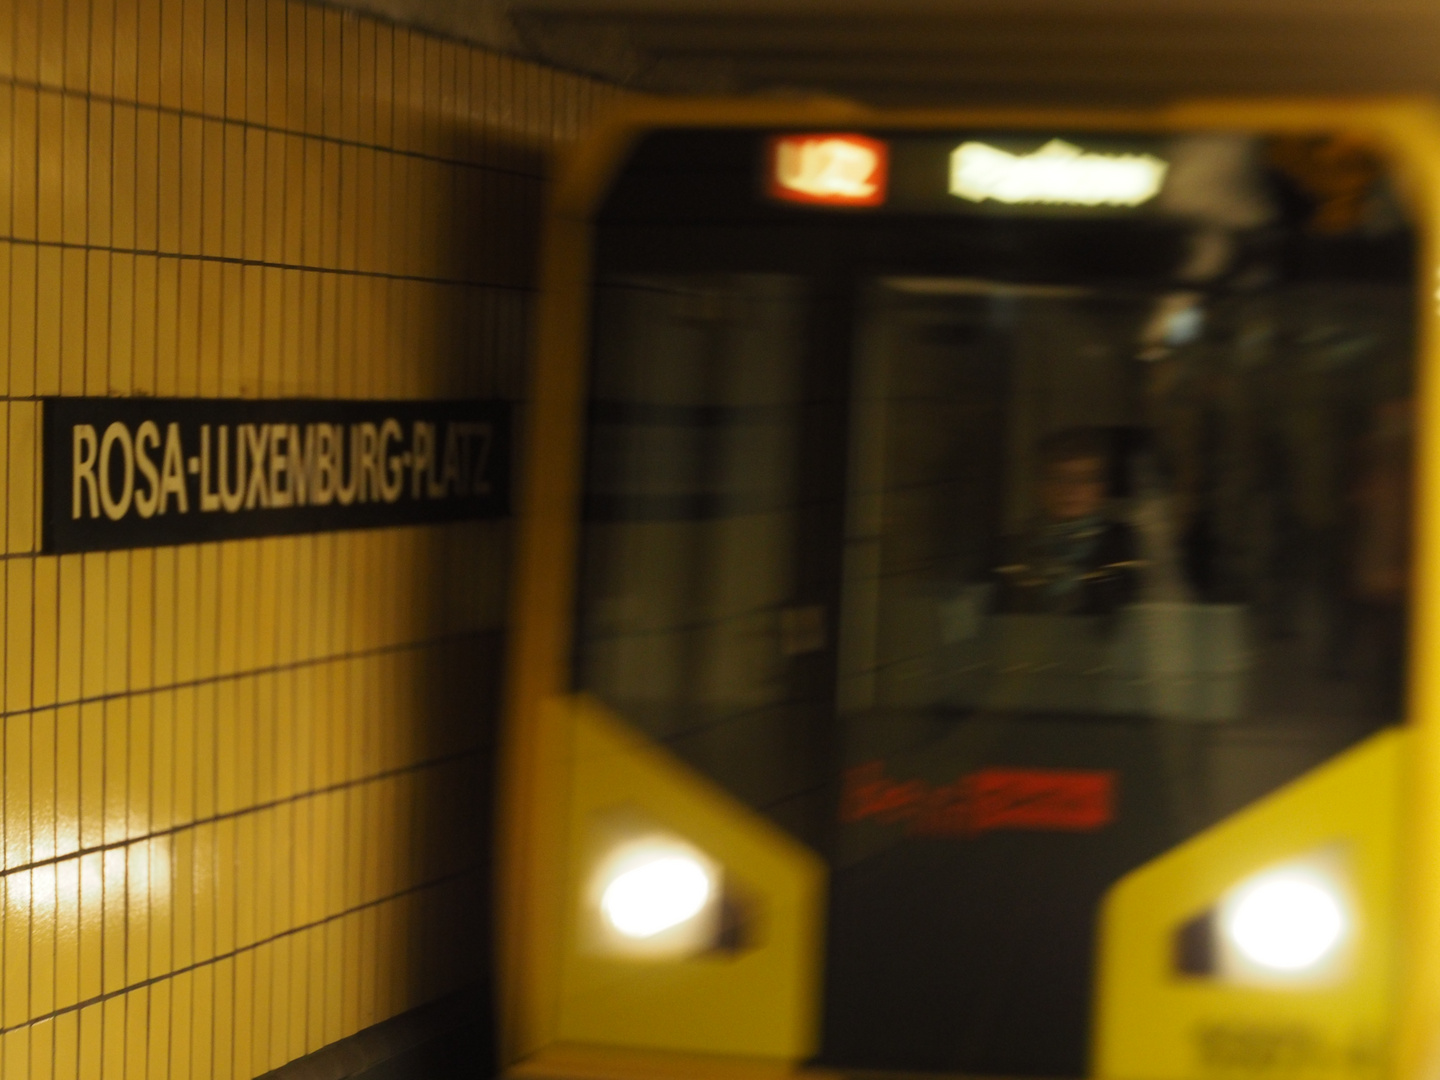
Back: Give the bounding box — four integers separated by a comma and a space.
573, 129, 1416, 1076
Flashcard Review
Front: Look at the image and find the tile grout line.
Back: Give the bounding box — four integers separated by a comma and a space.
0, 234, 539, 292
0, 624, 499, 725
0, 865, 482, 1040
0, 73, 552, 179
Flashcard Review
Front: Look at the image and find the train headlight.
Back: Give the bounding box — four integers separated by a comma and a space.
588, 834, 722, 958
1219, 864, 1349, 975
602, 850, 713, 938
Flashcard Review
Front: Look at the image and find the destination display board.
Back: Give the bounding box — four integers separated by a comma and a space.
42, 397, 511, 553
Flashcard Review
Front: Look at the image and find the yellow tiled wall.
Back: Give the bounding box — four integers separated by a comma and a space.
0, 1, 624, 1075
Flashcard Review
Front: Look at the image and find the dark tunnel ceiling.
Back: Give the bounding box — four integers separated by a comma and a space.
342, 0, 1440, 105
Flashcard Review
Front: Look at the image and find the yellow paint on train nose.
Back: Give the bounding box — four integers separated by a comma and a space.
1094, 729, 1403, 1080
552, 694, 826, 1060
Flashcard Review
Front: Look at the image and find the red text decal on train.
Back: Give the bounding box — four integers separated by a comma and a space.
841, 760, 1116, 836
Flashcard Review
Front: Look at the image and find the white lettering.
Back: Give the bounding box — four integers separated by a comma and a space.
217, 425, 244, 513
335, 424, 359, 506
378, 419, 404, 503
72, 424, 100, 520
268, 424, 291, 508
159, 423, 189, 514
412, 422, 435, 499
98, 421, 135, 521
242, 424, 270, 508
287, 424, 311, 507
439, 423, 462, 496
468, 423, 493, 495
199, 425, 221, 511
311, 424, 336, 506
133, 421, 162, 518
426, 423, 446, 498
356, 422, 379, 503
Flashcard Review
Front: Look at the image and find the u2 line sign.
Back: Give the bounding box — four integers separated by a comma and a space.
41, 398, 512, 554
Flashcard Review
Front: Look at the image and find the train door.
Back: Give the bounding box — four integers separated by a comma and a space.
823, 279, 1180, 1076
575, 270, 846, 851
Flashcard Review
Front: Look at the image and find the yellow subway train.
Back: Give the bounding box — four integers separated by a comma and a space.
497, 99, 1440, 1080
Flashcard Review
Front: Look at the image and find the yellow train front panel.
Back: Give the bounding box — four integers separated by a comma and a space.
500, 100, 1440, 1080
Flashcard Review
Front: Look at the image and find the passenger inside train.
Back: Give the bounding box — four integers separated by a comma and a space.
995, 427, 1142, 618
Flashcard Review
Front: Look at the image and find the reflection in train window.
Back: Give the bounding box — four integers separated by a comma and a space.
840, 277, 1412, 731
575, 275, 828, 838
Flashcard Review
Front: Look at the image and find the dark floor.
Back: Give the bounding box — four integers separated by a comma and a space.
260, 991, 493, 1080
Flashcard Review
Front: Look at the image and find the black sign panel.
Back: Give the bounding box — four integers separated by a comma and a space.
42, 398, 511, 553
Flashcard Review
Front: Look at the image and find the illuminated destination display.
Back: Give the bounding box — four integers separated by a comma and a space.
767, 133, 889, 206
949, 138, 1169, 207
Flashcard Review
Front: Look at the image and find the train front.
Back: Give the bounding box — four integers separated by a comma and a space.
501, 103, 1440, 1080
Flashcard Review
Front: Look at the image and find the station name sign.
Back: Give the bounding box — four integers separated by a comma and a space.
42, 397, 511, 553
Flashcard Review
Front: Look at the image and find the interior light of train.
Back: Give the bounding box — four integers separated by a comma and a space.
1164, 304, 1205, 346
590, 835, 721, 957
1220, 865, 1349, 974
949, 139, 1169, 207
767, 133, 888, 206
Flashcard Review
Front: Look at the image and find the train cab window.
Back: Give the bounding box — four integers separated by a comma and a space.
840, 274, 1413, 789
566, 128, 1417, 1078
577, 273, 817, 832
